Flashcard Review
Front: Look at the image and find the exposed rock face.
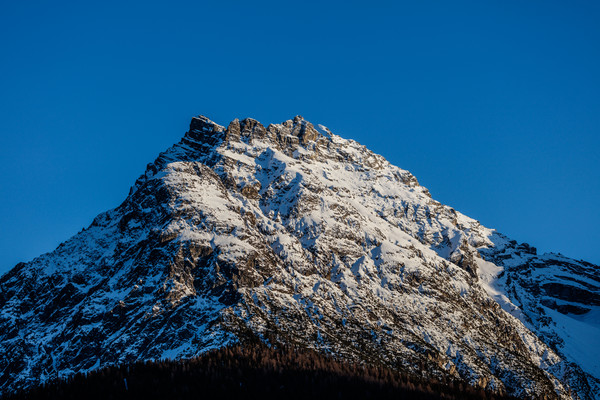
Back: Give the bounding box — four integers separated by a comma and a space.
0, 116, 598, 399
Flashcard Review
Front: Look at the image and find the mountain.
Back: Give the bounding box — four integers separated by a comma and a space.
0, 115, 598, 399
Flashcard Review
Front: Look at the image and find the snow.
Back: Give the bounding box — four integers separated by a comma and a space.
314, 124, 332, 136
543, 306, 600, 378
476, 257, 526, 321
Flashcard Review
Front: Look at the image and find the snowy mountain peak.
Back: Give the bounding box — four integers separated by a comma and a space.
0, 115, 598, 399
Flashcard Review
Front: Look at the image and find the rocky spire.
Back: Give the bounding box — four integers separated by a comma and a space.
185, 115, 225, 145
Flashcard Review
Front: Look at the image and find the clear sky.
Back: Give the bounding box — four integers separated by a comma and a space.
1, 0, 599, 275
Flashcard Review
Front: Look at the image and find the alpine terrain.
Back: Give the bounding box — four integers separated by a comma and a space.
0, 116, 598, 399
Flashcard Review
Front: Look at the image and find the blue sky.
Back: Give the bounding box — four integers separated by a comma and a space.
1, 0, 599, 274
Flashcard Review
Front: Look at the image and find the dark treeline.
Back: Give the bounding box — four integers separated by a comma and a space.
3, 343, 519, 400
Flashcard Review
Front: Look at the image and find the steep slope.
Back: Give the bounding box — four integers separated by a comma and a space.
0, 116, 597, 399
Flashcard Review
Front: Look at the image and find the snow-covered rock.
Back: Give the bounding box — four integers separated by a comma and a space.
0, 115, 598, 399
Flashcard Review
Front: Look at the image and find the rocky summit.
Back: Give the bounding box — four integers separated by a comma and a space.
0, 116, 598, 399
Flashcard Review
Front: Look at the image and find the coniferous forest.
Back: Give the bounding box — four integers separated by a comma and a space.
3, 343, 520, 400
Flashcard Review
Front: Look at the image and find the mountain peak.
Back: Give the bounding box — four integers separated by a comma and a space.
184, 116, 326, 153
0, 114, 598, 399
